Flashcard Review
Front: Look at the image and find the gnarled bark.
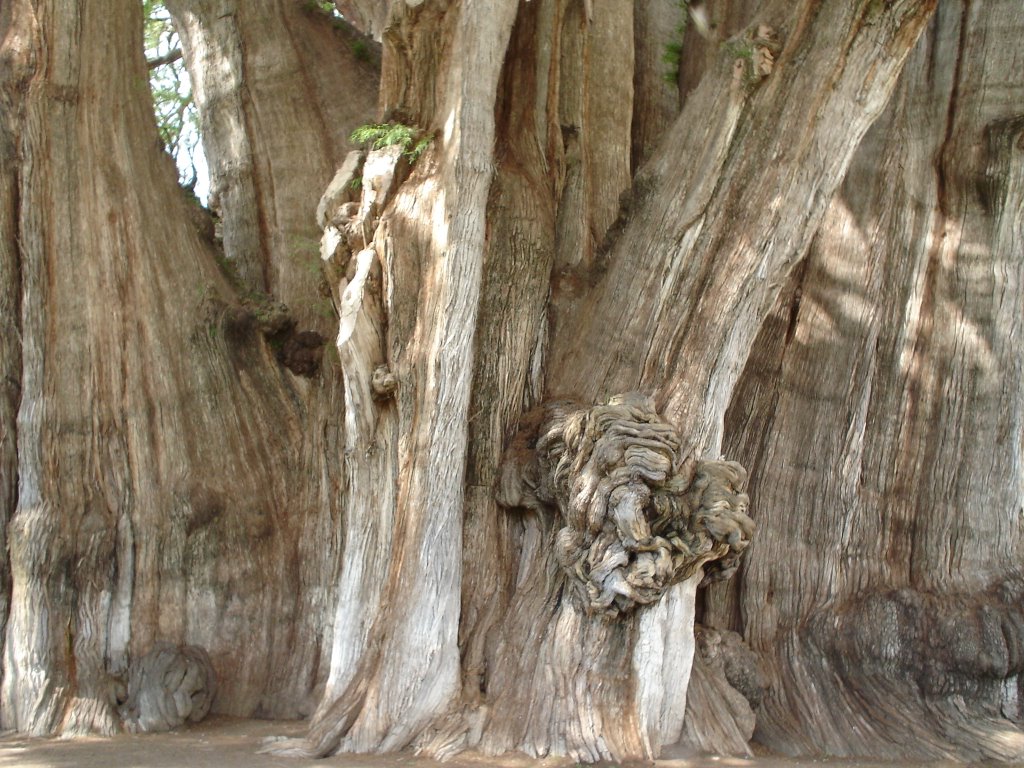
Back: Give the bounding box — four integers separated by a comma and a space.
494, 0, 936, 758
11, 0, 1021, 764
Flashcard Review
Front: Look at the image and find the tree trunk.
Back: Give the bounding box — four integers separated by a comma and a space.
0, 0, 35, 711
5, 0, 1022, 764
167, 0, 378, 327
467, 0, 936, 760
267, 0, 523, 756
709, 1, 1024, 760
0, 0, 371, 734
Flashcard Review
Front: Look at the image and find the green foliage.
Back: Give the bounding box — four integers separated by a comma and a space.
143, 0, 200, 189
350, 123, 433, 163
303, 0, 337, 12
662, 1, 690, 84
662, 41, 684, 84
350, 39, 370, 61
722, 35, 763, 92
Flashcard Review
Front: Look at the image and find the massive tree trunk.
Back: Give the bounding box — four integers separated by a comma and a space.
708, 1, 1024, 761
167, 0, 378, 325
2, 0, 1022, 764
479, 0, 936, 759
0, 0, 373, 735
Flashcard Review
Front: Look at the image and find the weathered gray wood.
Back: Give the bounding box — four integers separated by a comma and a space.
121, 644, 216, 733
10, 0, 1021, 763
266, 0, 521, 757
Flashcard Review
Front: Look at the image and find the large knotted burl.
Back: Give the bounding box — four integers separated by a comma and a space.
119, 643, 217, 732
498, 393, 753, 615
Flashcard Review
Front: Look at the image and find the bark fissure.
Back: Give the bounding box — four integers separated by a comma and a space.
5, 0, 1022, 762
719, 0, 1024, 758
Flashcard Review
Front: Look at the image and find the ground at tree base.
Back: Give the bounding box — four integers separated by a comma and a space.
0, 716, 957, 768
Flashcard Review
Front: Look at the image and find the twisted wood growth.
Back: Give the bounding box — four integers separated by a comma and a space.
500, 394, 753, 615
121, 644, 216, 733
2, 0, 974, 761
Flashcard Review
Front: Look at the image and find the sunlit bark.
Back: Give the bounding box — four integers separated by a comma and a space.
712, 2, 1024, 760
4, 0, 1022, 764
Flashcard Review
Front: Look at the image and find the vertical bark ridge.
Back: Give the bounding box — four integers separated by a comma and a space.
458, 0, 560, 710
2, 0, 344, 734
718, 0, 1024, 759
267, 0, 520, 756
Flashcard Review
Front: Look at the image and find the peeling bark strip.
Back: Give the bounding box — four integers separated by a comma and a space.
498, 394, 752, 614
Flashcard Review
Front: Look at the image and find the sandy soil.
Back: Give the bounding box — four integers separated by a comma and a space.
0, 716, 949, 768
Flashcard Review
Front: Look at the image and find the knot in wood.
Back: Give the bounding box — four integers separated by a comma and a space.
498, 393, 754, 616
371, 365, 398, 399
729, 24, 782, 91
120, 643, 216, 733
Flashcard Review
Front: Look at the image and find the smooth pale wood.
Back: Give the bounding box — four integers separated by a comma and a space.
340, 0, 519, 748
713, 1, 1024, 760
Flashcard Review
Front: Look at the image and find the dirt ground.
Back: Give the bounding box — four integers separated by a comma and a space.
0, 716, 949, 768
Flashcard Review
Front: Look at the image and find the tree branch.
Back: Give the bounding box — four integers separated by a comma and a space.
147, 49, 182, 69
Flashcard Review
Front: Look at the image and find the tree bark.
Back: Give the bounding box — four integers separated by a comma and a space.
481, 1, 935, 759
711, 1, 1024, 760
0, 0, 35, 712
168, 0, 378, 329
267, 0, 521, 756
7, 0, 1022, 763
0, 0, 357, 734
